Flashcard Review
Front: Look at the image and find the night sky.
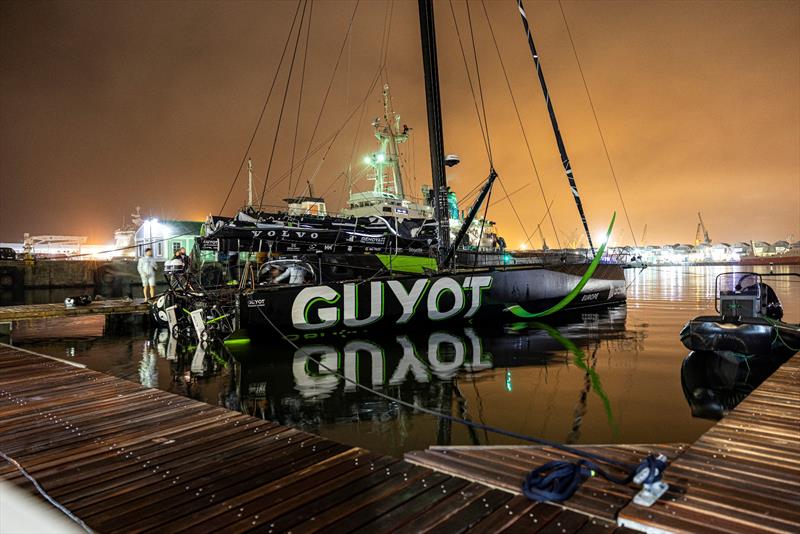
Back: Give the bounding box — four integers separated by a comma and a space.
1, 0, 798, 247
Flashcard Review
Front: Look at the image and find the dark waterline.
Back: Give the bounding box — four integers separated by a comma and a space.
8, 265, 798, 457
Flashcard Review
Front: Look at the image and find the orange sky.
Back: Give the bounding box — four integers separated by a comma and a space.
1, 0, 798, 247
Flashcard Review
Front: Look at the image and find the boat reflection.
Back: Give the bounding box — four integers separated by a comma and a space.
152, 306, 631, 443
680, 349, 791, 420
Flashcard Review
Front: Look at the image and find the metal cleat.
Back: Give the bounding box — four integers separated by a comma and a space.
632, 454, 669, 507
633, 480, 669, 507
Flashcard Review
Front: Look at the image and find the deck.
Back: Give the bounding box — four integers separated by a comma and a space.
0, 344, 632, 533
407, 352, 800, 533
0, 298, 149, 322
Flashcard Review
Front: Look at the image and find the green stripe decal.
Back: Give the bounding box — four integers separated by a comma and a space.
376, 254, 438, 274
506, 211, 616, 318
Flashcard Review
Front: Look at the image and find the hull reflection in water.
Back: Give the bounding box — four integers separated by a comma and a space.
680, 350, 792, 420
151, 306, 629, 443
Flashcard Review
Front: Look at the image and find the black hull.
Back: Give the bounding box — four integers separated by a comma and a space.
680, 316, 799, 359
222, 308, 627, 406
240, 263, 626, 337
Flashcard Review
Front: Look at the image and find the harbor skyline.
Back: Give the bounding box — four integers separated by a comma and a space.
1, 0, 798, 246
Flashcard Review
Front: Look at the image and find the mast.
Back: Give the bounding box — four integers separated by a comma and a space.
365, 85, 409, 198
516, 0, 595, 255
418, 0, 450, 268
382, 85, 406, 199
247, 158, 254, 208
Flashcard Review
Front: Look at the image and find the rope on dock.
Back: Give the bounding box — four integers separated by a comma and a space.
0, 343, 86, 369
0, 451, 93, 533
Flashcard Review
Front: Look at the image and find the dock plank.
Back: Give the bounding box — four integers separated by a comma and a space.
617, 352, 800, 533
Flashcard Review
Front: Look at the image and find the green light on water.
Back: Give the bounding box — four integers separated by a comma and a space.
505, 369, 512, 392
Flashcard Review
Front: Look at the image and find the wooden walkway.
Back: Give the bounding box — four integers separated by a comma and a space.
407, 352, 800, 533
617, 352, 800, 533
0, 299, 149, 322
0, 344, 633, 533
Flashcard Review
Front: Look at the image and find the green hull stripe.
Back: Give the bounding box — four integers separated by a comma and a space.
506, 212, 616, 318
376, 254, 438, 274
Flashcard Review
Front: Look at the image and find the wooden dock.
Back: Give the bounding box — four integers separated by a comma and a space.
0, 298, 149, 322
0, 344, 633, 533
407, 352, 800, 533
2, 343, 797, 533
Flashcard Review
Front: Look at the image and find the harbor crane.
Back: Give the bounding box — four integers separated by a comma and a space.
694, 212, 711, 246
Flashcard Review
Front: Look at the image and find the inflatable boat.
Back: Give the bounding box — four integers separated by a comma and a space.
680, 272, 799, 359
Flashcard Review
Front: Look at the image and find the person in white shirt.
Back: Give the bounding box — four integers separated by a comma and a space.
272, 263, 309, 285
137, 248, 158, 300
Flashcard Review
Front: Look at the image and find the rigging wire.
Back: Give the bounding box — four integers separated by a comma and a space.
294, 0, 362, 198
464, 0, 493, 166
557, 0, 638, 249
265, 65, 384, 203
480, 0, 562, 250
218, 0, 304, 215
258, 0, 310, 208
446, 0, 491, 162
489, 183, 530, 207
378, 0, 395, 88
288, 0, 314, 198
497, 175, 536, 249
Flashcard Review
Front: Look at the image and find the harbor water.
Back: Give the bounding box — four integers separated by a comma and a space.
8, 265, 798, 457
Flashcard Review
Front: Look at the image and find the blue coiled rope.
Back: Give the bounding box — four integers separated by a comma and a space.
523, 454, 667, 502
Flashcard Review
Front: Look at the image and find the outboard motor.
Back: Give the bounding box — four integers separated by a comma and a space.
759, 283, 783, 320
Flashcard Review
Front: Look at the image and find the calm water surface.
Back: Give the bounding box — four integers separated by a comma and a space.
8, 265, 798, 457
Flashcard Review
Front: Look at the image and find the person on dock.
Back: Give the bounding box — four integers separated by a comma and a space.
137, 248, 158, 301
175, 247, 191, 272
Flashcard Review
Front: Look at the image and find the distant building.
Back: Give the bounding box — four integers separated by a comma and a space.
752, 241, 773, 256
773, 240, 790, 254
134, 219, 203, 261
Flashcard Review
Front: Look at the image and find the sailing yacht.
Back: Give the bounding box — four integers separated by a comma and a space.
194, 0, 627, 338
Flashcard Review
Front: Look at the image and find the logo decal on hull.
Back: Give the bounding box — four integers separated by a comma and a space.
291, 276, 492, 331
